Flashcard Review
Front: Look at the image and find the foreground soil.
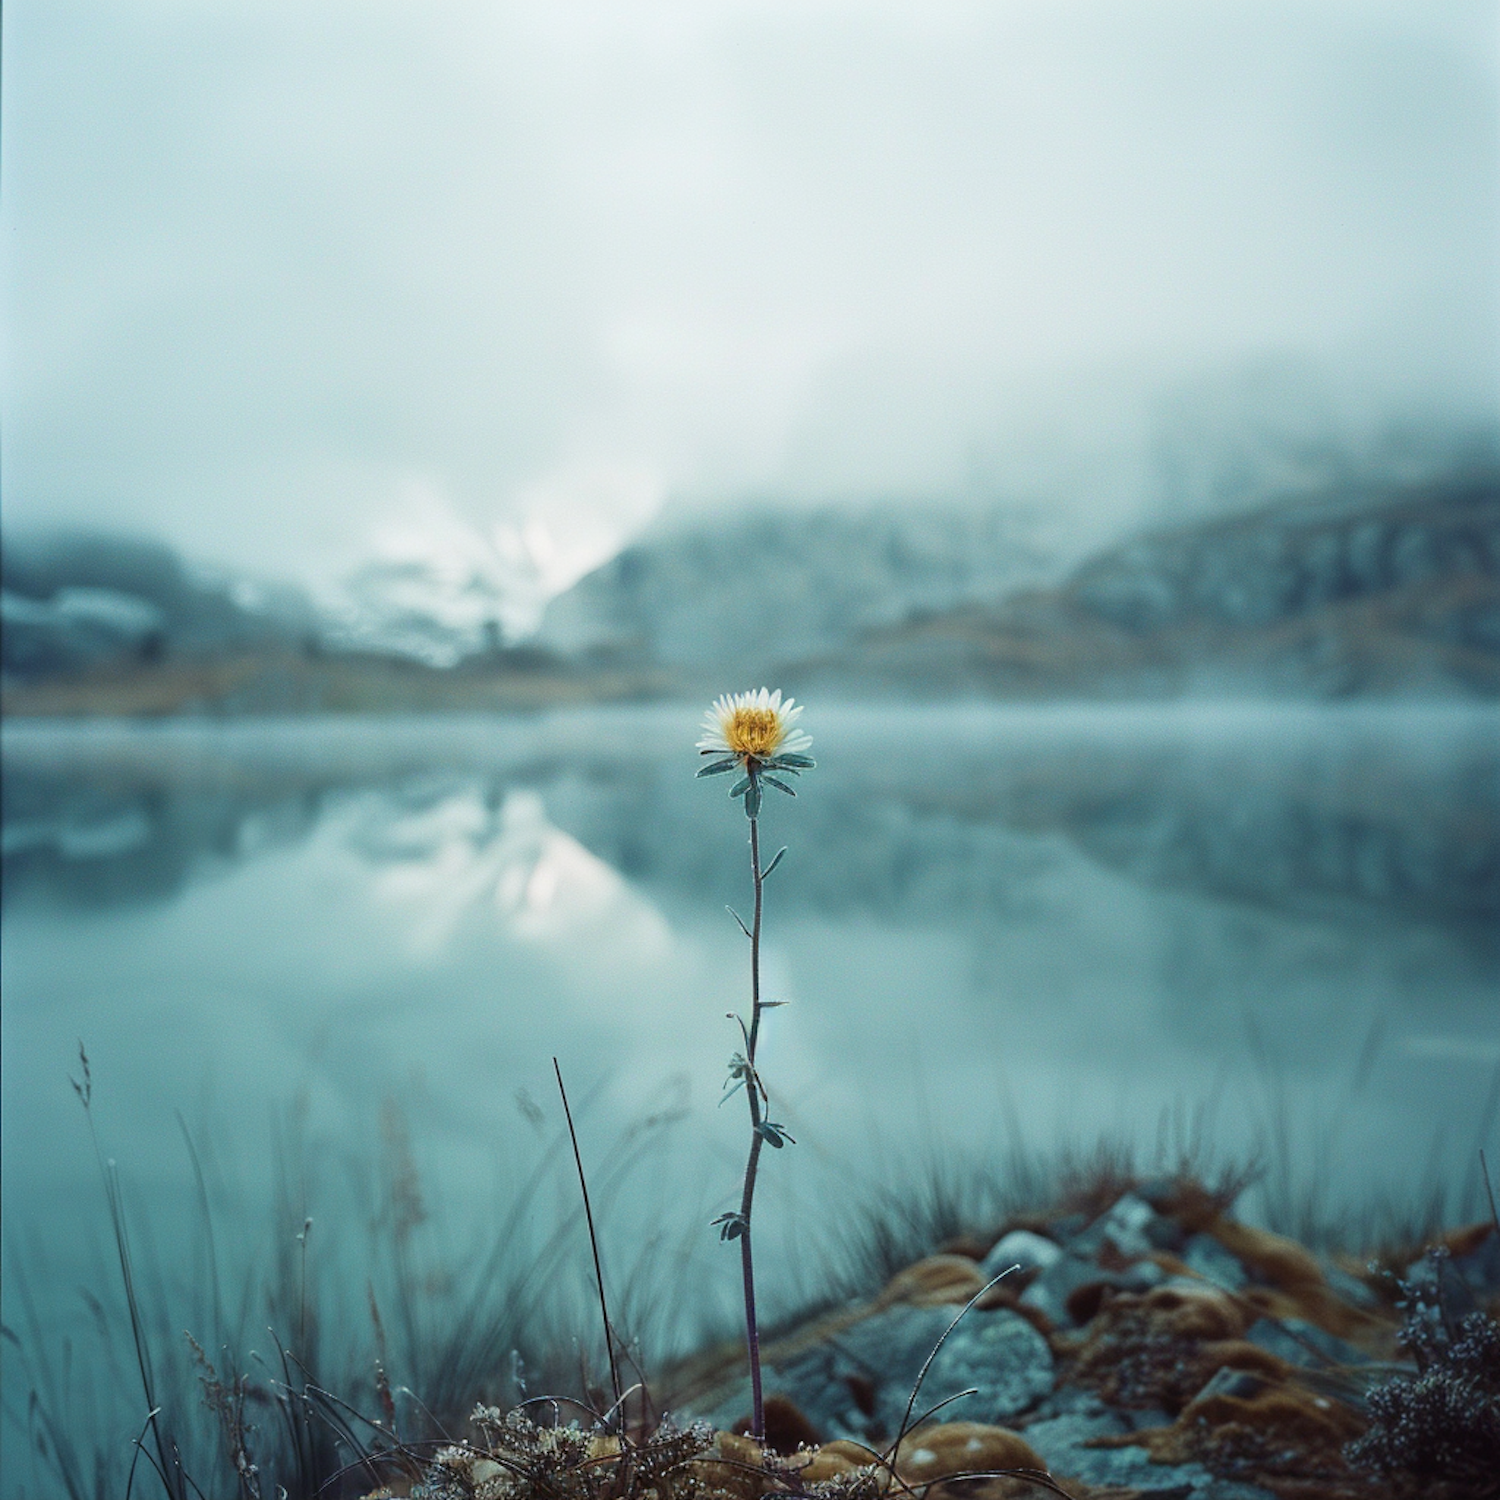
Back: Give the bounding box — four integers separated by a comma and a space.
372, 1178, 1500, 1500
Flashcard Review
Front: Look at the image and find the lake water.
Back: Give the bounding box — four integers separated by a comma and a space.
2, 702, 1497, 1472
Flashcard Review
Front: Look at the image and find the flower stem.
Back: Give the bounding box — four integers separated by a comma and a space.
739, 792, 767, 1440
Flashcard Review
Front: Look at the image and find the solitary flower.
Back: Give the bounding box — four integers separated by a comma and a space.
694, 692, 817, 1441
697, 688, 815, 817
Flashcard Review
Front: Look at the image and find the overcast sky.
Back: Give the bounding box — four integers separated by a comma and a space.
2, 0, 1496, 590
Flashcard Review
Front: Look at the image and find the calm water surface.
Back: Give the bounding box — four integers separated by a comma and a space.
3, 702, 1497, 1410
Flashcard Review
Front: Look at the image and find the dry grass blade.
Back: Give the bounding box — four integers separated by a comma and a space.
554, 1058, 625, 1428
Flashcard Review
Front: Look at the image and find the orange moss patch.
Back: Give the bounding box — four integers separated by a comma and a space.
1070, 1288, 1278, 1413
892, 1422, 1043, 1477
1193, 1339, 1294, 1382
936, 1233, 992, 1262
892, 1423, 1050, 1499
1123, 1383, 1370, 1496
1180, 1386, 1363, 1448
691, 1431, 772, 1497
1207, 1218, 1389, 1343
1208, 1220, 1324, 1293
811, 1440, 885, 1473
794, 1427, 1050, 1499
876, 1255, 993, 1308
1128, 1285, 1251, 1341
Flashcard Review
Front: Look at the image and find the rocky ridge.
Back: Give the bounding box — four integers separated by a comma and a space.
659, 1179, 1500, 1499
830, 475, 1500, 699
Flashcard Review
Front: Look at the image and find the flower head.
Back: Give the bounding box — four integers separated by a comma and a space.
696, 688, 815, 816
698, 688, 811, 762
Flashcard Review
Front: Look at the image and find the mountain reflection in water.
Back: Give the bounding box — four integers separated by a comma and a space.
5, 705, 1496, 937
2, 704, 1497, 1385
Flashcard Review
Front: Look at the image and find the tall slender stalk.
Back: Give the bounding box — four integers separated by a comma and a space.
737, 801, 768, 1438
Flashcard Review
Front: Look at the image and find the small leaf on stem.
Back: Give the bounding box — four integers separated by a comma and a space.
762, 847, 788, 879
712, 1211, 748, 1241
721, 1052, 759, 1104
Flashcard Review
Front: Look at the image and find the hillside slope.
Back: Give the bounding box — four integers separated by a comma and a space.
536, 503, 1050, 674
825, 475, 1500, 698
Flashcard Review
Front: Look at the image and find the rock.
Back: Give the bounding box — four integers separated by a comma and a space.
1027, 1386, 1113, 1423
893, 1310, 1053, 1433
1193, 1366, 1275, 1403
751, 1303, 1051, 1445
1020, 1409, 1130, 1483
831, 1304, 970, 1391
1319, 1259, 1380, 1310
1018, 1253, 1123, 1327
846, 475, 1500, 700
1245, 1316, 1372, 1368
1021, 1410, 1237, 1496
1180, 1232, 1247, 1290
1123, 1406, 1175, 1430
980, 1230, 1062, 1280
1047, 1211, 1090, 1241
1077, 1192, 1182, 1259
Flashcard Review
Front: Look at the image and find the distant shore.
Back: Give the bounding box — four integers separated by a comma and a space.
5, 646, 1498, 722
0, 650, 673, 718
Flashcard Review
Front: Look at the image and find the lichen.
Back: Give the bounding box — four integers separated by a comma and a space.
1345, 1247, 1500, 1500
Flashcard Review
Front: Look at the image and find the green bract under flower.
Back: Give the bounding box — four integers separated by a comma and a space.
696, 688, 815, 817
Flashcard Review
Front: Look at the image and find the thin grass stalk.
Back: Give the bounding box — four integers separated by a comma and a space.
73, 1047, 192, 1500
553, 1058, 624, 1426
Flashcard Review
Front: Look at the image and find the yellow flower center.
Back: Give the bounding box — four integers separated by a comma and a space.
724, 706, 783, 759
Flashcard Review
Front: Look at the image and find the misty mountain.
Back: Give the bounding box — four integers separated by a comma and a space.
830, 469, 1500, 699
1, 532, 315, 680
535, 503, 1052, 674
322, 555, 515, 668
